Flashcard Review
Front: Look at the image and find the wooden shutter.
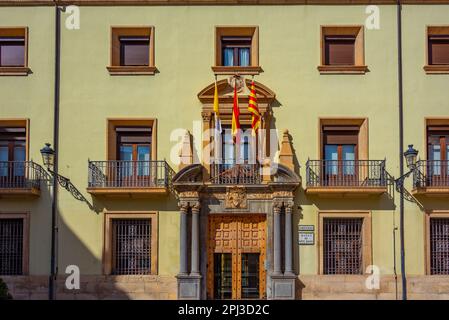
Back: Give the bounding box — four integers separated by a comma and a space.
429, 36, 449, 65
325, 36, 356, 65
323, 126, 359, 145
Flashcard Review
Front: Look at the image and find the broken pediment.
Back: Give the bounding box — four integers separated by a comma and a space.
197, 78, 276, 105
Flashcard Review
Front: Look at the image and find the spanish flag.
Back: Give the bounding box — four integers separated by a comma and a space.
231, 84, 241, 144
248, 81, 261, 135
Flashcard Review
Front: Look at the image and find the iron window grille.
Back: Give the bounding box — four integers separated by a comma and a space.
430, 218, 449, 275
112, 219, 152, 275
323, 218, 363, 275
0, 218, 23, 275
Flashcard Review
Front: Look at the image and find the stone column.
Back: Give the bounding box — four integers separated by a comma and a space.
284, 201, 294, 275
179, 201, 189, 276
191, 201, 200, 275
273, 201, 283, 276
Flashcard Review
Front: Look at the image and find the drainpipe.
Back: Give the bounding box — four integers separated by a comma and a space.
397, 0, 407, 300
49, 1, 62, 300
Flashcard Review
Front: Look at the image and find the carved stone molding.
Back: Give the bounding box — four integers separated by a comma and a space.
201, 111, 212, 121
179, 191, 200, 199
178, 200, 190, 213
225, 186, 247, 209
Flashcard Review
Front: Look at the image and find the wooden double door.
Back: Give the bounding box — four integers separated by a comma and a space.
207, 215, 266, 300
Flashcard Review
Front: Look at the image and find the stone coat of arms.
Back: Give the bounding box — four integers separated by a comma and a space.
225, 186, 247, 209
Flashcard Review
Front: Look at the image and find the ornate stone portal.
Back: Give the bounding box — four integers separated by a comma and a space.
173, 79, 301, 300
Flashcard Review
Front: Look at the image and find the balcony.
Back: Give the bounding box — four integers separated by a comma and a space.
0, 161, 42, 198
306, 160, 388, 197
210, 163, 262, 185
413, 160, 449, 196
87, 160, 173, 197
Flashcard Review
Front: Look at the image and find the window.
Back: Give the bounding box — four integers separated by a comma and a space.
112, 219, 151, 275
104, 212, 158, 275
213, 26, 261, 75
0, 126, 26, 187
427, 125, 449, 181
120, 36, 150, 66
323, 218, 363, 275
429, 218, 449, 275
425, 27, 449, 74
322, 125, 359, 185
0, 214, 29, 275
324, 35, 356, 66
220, 125, 255, 165
221, 37, 251, 67
0, 27, 29, 75
319, 26, 367, 74
319, 211, 371, 275
428, 35, 449, 65
107, 119, 156, 162
116, 127, 152, 183
107, 27, 156, 75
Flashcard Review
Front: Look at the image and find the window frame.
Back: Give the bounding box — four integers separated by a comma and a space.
0, 212, 30, 275
212, 26, 261, 75
318, 211, 372, 275
0, 27, 29, 76
103, 211, 158, 275
424, 26, 449, 74
107, 26, 156, 75
107, 119, 157, 162
318, 26, 367, 75
425, 211, 449, 275
0, 119, 29, 161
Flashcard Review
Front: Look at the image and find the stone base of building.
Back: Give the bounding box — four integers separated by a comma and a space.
297, 275, 449, 300
1, 275, 177, 300
3, 274, 449, 300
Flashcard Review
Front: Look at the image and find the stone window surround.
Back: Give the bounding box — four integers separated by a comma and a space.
317, 210, 372, 275
107, 26, 157, 75
0, 212, 30, 275
103, 211, 158, 275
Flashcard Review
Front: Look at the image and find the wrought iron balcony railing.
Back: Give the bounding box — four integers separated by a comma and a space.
0, 161, 43, 190
210, 163, 262, 185
413, 160, 449, 188
88, 160, 172, 189
306, 160, 387, 188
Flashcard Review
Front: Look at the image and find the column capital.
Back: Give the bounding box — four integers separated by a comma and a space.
178, 200, 189, 213
285, 200, 295, 213
273, 200, 283, 214
191, 201, 201, 213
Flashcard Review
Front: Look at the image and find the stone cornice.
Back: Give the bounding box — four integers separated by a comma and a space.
1, 0, 449, 7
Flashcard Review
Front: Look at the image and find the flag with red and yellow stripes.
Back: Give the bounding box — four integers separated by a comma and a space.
231, 84, 241, 144
248, 81, 261, 135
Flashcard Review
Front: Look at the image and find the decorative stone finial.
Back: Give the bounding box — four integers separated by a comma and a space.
179, 130, 193, 171
279, 129, 295, 172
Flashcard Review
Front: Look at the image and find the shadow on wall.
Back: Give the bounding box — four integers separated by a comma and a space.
3, 188, 178, 300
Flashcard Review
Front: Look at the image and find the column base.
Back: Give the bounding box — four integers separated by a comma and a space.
176, 274, 202, 300
270, 273, 296, 300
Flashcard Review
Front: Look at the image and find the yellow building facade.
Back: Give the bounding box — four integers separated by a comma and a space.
0, 0, 449, 300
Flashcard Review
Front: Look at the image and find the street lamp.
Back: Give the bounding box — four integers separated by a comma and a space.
40, 143, 55, 171
403, 144, 418, 170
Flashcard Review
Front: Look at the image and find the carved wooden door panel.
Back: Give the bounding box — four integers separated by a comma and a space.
207, 215, 266, 300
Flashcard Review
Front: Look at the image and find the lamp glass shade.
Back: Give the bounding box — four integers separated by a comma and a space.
40, 143, 55, 169
404, 144, 418, 169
